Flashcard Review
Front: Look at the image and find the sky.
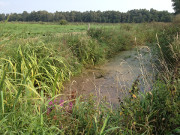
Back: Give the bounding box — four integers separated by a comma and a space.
0, 0, 174, 14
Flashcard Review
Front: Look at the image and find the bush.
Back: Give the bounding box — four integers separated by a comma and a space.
119, 79, 180, 134
59, 19, 68, 25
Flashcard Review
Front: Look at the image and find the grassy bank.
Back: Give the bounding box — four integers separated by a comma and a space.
0, 22, 179, 134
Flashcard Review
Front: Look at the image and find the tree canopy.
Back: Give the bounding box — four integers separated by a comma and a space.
0, 9, 173, 23
172, 0, 180, 14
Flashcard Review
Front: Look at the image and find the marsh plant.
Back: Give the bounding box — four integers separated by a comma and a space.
0, 22, 179, 134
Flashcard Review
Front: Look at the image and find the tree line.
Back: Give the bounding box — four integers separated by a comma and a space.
0, 9, 173, 23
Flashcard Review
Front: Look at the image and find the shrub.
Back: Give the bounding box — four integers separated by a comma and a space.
119, 79, 180, 134
59, 19, 68, 25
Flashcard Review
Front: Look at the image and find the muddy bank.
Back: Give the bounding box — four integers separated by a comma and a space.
63, 46, 156, 105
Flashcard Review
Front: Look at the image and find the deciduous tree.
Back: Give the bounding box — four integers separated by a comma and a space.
172, 0, 180, 14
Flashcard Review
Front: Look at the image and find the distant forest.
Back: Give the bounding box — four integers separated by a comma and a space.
0, 9, 173, 23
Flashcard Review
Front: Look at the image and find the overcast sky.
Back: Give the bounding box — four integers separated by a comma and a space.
0, 0, 174, 14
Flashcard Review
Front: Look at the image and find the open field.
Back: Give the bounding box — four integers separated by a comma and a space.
0, 22, 137, 36
0, 22, 179, 134
0, 22, 167, 37
0, 22, 88, 35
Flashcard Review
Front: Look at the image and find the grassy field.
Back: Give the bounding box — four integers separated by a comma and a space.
0, 22, 127, 36
0, 22, 179, 134
0, 22, 160, 37
0, 22, 88, 34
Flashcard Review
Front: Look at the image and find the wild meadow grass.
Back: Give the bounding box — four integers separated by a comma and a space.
0, 22, 179, 134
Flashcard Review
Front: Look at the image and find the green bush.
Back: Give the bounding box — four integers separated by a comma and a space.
119, 79, 180, 134
59, 19, 68, 25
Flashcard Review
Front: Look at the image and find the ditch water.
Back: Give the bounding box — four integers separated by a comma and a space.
63, 46, 156, 105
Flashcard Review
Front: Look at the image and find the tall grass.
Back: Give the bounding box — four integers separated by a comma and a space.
62, 34, 105, 66
87, 27, 134, 57
0, 22, 179, 134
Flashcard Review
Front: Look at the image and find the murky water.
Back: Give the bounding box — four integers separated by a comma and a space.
63, 46, 156, 105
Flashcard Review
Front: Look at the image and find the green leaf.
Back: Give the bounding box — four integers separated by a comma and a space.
100, 115, 109, 135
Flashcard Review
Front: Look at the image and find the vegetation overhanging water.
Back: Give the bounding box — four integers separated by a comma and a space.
0, 21, 179, 134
